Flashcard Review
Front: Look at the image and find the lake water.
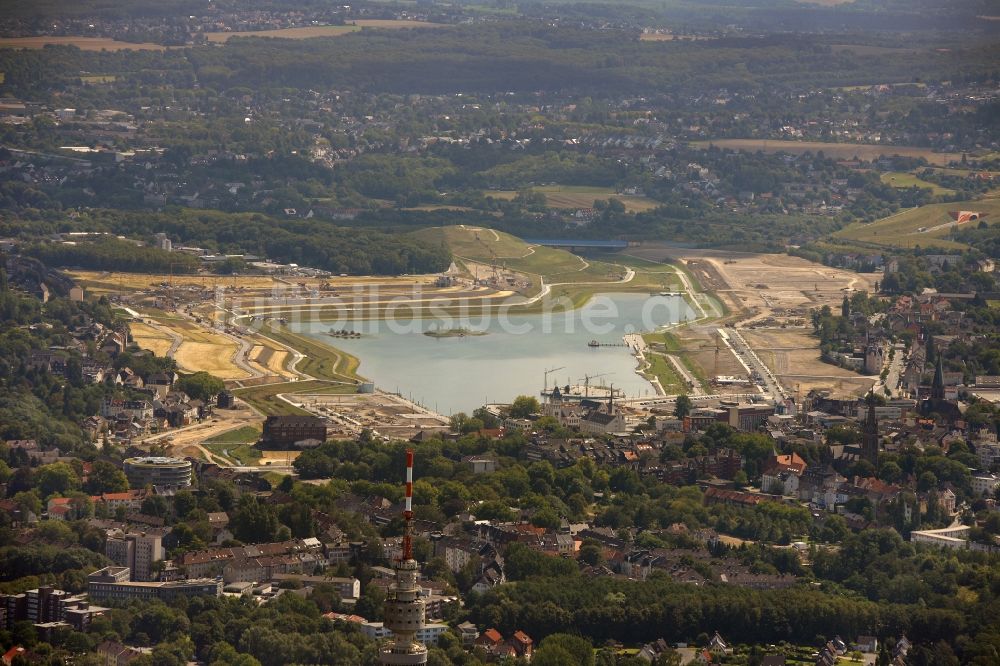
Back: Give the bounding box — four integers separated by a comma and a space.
292, 293, 695, 415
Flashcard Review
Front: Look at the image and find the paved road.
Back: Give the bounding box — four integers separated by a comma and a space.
665, 353, 704, 395
724, 327, 788, 402
874, 342, 906, 397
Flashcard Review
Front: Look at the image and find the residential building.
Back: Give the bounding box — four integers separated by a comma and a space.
971, 472, 1000, 498
105, 531, 164, 582
0, 587, 106, 632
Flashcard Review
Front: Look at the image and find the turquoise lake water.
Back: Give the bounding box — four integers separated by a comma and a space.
292, 293, 695, 415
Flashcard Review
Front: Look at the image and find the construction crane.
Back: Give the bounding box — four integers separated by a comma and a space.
543, 366, 565, 393
577, 372, 612, 397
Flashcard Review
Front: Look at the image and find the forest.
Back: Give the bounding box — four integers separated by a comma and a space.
5, 210, 451, 276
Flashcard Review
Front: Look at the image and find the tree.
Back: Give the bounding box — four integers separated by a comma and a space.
578, 542, 604, 566
509, 395, 540, 418
231, 496, 278, 543
674, 394, 692, 419
175, 372, 224, 402
473, 406, 500, 429
85, 461, 129, 494
535, 634, 594, 666
35, 462, 81, 498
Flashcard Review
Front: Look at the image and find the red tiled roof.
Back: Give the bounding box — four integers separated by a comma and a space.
479, 628, 503, 645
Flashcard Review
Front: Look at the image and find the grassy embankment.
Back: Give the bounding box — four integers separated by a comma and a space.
880, 171, 956, 196
641, 353, 688, 394
832, 198, 1000, 250
259, 323, 362, 382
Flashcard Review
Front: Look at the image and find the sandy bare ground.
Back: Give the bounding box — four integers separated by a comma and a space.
742, 328, 876, 398
129, 321, 175, 357
625, 245, 877, 397
629, 246, 874, 323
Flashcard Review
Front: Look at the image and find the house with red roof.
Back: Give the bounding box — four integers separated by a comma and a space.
509, 630, 533, 659
475, 628, 504, 654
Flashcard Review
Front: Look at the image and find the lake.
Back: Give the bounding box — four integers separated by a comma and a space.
292, 293, 695, 415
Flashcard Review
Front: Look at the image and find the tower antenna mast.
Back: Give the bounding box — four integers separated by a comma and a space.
403, 449, 414, 561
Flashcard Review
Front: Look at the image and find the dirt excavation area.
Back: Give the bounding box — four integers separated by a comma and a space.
741, 328, 876, 397
625, 245, 878, 398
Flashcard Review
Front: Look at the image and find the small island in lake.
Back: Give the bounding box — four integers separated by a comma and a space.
328, 328, 362, 339
424, 327, 488, 338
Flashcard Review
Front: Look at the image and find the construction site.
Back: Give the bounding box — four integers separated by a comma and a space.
624, 246, 879, 400
289, 391, 450, 441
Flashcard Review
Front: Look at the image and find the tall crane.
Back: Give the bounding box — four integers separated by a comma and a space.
543, 366, 565, 394
578, 372, 612, 397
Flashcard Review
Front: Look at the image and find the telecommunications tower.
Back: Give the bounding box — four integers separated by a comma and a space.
378, 449, 428, 665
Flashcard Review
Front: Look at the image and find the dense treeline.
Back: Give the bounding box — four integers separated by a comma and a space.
27, 237, 200, 274
7, 209, 450, 275
468, 573, 960, 649
2, 25, 996, 99
186, 25, 1000, 95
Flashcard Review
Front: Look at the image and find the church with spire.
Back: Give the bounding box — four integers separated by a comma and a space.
921, 353, 962, 422
861, 390, 880, 467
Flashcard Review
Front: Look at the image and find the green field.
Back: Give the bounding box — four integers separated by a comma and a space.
643, 330, 684, 352
205, 425, 261, 444
484, 185, 659, 213
643, 353, 688, 394
880, 171, 956, 196
422, 226, 624, 285
234, 379, 348, 416
202, 440, 261, 466
834, 199, 1000, 249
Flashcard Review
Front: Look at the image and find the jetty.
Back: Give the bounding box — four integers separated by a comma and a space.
588, 340, 628, 348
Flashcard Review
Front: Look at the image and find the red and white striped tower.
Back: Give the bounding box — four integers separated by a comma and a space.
403, 449, 414, 560
379, 449, 427, 665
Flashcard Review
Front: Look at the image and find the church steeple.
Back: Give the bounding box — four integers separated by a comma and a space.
931, 353, 945, 402
862, 390, 879, 467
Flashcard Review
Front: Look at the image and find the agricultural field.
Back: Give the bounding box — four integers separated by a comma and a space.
484, 185, 659, 213
0, 36, 170, 50
834, 199, 1000, 249
690, 139, 963, 166
880, 171, 956, 196
203, 20, 444, 42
